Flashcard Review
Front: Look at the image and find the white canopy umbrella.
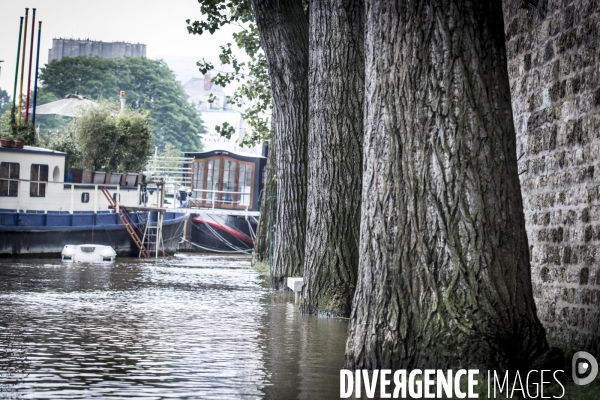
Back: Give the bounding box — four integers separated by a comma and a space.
30, 93, 97, 118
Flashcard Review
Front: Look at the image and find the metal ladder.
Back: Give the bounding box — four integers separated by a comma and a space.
140, 211, 163, 258
99, 186, 151, 258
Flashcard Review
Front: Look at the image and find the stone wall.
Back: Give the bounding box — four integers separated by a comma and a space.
503, 0, 600, 354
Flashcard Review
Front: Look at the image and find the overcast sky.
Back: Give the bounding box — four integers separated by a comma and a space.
0, 0, 244, 94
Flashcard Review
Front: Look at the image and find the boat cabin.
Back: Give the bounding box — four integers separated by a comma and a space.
0, 145, 67, 211
184, 150, 267, 211
0, 145, 143, 212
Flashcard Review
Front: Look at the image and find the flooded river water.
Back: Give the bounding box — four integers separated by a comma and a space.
0, 254, 348, 399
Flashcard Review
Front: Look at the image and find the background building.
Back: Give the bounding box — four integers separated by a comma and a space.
160, 56, 259, 154
182, 74, 253, 153
48, 38, 146, 62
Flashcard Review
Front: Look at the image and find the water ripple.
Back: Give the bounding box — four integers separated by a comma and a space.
0, 254, 346, 399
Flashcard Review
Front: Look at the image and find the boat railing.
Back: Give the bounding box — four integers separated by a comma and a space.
62, 182, 133, 214
144, 154, 194, 188
0, 178, 145, 214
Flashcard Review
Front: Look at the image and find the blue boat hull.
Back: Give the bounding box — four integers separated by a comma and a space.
0, 210, 188, 257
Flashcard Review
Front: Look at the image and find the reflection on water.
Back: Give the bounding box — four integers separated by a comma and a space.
0, 255, 347, 399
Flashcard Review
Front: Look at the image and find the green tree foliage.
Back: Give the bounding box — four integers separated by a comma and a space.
0, 89, 69, 144
0, 108, 13, 137
0, 106, 38, 146
49, 101, 153, 172
0, 88, 10, 116
0, 89, 69, 138
38, 56, 205, 151
0, 90, 16, 139
46, 127, 82, 172
187, 0, 273, 147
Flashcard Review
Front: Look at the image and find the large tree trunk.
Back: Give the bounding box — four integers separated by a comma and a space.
345, 0, 549, 371
299, 0, 364, 317
252, 141, 277, 267
251, 0, 309, 290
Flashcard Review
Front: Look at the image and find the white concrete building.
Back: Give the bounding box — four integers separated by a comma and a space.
159, 56, 260, 154
182, 75, 255, 153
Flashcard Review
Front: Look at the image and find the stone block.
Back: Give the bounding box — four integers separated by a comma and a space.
286, 277, 304, 292
504, 0, 599, 352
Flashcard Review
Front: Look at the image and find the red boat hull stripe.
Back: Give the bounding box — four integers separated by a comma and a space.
192, 217, 254, 244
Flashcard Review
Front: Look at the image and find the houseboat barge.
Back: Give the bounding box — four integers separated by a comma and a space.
0, 145, 187, 257
182, 149, 266, 253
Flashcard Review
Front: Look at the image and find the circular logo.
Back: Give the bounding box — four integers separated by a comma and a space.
572, 351, 598, 386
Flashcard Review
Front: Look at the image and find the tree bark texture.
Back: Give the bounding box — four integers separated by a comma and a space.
345, 0, 548, 371
300, 0, 364, 317
251, 0, 309, 290
252, 142, 277, 266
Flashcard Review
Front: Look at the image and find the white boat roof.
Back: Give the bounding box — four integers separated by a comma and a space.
0, 145, 67, 156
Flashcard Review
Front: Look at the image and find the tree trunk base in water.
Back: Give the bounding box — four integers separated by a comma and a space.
271, 276, 289, 291
345, 0, 549, 371
252, 0, 309, 286
300, 0, 363, 319
300, 282, 354, 318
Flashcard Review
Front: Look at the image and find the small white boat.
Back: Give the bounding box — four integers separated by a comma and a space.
61, 244, 116, 263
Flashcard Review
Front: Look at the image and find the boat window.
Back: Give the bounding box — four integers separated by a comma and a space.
205, 159, 220, 203
192, 161, 205, 201
81, 192, 90, 203
222, 159, 236, 205
238, 164, 253, 207
30, 164, 48, 197
0, 162, 20, 197
190, 156, 254, 209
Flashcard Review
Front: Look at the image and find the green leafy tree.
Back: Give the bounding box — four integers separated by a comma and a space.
39, 57, 121, 97
0, 106, 38, 146
0, 88, 10, 117
46, 125, 82, 172
0, 108, 12, 137
38, 56, 204, 151
0, 89, 69, 140
49, 101, 153, 172
115, 110, 155, 171
187, 0, 273, 147
0, 90, 16, 138
75, 102, 122, 171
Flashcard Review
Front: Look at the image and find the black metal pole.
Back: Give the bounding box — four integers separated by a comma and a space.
32, 21, 42, 126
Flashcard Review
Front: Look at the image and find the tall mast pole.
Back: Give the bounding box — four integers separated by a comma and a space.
25, 8, 36, 124
32, 21, 43, 126
17, 8, 29, 125
12, 17, 24, 110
